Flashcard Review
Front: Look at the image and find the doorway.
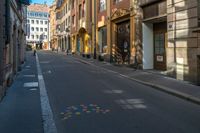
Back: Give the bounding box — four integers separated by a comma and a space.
153, 22, 167, 70
116, 21, 130, 64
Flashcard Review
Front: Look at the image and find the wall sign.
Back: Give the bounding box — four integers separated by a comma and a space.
156, 55, 163, 62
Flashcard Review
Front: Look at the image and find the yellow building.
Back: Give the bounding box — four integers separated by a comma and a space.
70, 0, 93, 57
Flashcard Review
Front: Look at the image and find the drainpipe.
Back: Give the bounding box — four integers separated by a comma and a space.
93, 0, 97, 59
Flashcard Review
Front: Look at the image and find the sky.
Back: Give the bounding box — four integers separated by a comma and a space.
31, 0, 54, 5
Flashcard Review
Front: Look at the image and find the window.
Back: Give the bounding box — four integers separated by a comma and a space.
39, 13, 43, 17
36, 27, 39, 31
40, 20, 43, 24
31, 20, 34, 24
66, 4, 68, 13
113, 0, 122, 4
31, 35, 34, 39
99, 0, 106, 11
65, 19, 68, 26
68, 17, 70, 24
44, 13, 48, 17
36, 35, 39, 39
36, 20, 39, 24
79, 5, 82, 19
44, 35, 47, 39
68, 2, 70, 10
154, 33, 165, 55
82, 1, 85, 17
72, 15, 75, 26
31, 27, 34, 31
40, 28, 43, 32
27, 19, 30, 24
45, 21, 48, 24
45, 28, 47, 32
72, 0, 75, 9
143, 1, 166, 19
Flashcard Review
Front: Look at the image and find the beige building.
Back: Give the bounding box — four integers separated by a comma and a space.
55, 0, 71, 52
140, 0, 200, 84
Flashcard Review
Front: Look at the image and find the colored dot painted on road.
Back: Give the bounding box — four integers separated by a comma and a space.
61, 104, 111, 121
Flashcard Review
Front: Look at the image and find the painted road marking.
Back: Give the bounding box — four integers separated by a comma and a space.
115, 99, 147, 110
29, 88, 38, 91
24, 82, 38, 87
23, 75, 35, 77
36, 54, 58, 133
61, 104, 111, 121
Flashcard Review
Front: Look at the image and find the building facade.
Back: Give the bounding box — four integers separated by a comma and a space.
52, 0, 200, 84
49, 1, 58, 50
140, 0, 200, 84
95, 0, 137, 64
26, 3, 50, 50
56, 0, 71, 52
0, 0, 29, 100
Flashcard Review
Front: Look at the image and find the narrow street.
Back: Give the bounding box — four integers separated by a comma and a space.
1, 1, 200, 133
37, 51, 200, 133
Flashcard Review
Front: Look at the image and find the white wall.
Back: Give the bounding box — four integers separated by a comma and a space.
142, 23, 154, 69
27, 18, 49, 42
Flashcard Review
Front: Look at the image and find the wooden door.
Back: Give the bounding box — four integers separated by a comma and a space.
154, 22, 167, 70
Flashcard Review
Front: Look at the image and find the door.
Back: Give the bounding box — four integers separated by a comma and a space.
154, 22, 167, 70
117, 21, 130, 64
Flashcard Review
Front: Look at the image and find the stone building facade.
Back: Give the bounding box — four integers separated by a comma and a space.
0, 0, 6, 99
140, 0, 200, 84
0, 0, 29, 100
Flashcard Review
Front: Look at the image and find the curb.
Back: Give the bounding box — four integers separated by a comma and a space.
74, 56, 200, 106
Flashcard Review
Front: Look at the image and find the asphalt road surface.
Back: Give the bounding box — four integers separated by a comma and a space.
37, 51, 200, 133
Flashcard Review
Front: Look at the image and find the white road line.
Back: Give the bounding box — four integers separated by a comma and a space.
36, 54, 58, 133
24, 82, 38, 87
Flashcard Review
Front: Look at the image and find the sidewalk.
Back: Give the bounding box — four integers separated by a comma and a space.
65, 53, 200, 105
0, 52, 43, 133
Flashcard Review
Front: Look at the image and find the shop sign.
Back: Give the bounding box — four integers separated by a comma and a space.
156, 56, 163, 62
